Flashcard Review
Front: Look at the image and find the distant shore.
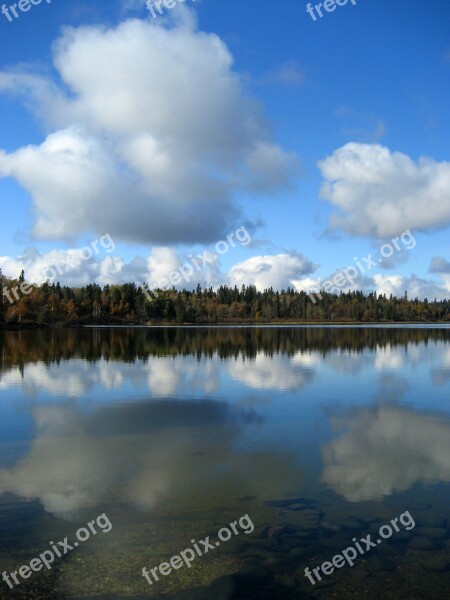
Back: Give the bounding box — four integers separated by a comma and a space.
2, 319, 449, 330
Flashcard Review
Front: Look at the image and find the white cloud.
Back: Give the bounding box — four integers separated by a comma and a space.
373, 273, 450, 300
0, 14, 299, 245
258, 61, 305, 87
2, 245, 449, 300
0, 245, 125, 288
0, 244, 216, 289
288, 268, 450, 301
146, 248, 182, 286
228, 253, 317, 291
318, 143, 450, 237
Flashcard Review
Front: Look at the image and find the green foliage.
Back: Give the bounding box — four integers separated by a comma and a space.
1, 278, 449, 326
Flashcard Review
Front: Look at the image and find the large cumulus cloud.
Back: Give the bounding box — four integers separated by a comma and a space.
0, 12, 299, 245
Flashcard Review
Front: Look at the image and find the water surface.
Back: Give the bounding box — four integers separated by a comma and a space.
0, 326, 450, 599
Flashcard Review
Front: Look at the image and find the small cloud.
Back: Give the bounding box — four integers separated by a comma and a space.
258, 61, 305, 87
120, 0, 144, 11
429, 256, 450, 274
334, 106, 386, 143
333, 105, 352, 118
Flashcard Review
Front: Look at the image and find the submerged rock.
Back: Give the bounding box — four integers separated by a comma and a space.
288, 546, 309, 558
208, 570, 305, 600
416, 515, 446, 528
375, 543, 402, 557
265, 497, 315, 509
274, 573, 297, 588
414, 527, 447, 539
366, 555, 396, 572
285, 502, 311, 511
285, 513, 320, 530
209, 573, 270, 599
215, 540, 246, 555
421, 557, 450, 572
357, 514, 379, 523
265, 525, 287, 540
390, 531, 413, 544
319, 520, 343, 533
346, 567, 371, 583
409, 536, 435, 551
337, 517, 365, 530
408, 502, 432, 511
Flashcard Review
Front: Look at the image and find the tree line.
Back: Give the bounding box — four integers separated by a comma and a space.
1, 269, 449, 325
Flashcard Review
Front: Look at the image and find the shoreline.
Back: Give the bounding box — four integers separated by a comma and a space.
2, 320, 450, 330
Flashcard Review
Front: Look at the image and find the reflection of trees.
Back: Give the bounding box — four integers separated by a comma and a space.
0, 327, 449, 372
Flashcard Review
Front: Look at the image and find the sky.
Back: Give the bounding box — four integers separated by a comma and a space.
0, 0, 449, 298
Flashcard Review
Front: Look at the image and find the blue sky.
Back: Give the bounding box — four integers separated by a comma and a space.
0, 0, 449, 298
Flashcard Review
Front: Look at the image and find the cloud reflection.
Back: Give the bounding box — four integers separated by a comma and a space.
321, 405, 450, 501
0, 356, 221, 398
229, 351, 318, 391
0, 399, 302, 519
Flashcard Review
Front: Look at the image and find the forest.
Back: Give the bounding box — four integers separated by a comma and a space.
1, 269, 449, 326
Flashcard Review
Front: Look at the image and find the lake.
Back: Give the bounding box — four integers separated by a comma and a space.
0, 326, 450, 599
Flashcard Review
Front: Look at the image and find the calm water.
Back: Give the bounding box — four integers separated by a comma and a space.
1, 326, 450, 599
